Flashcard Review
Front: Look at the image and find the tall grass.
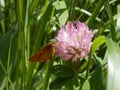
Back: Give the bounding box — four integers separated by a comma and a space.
0, 0, 120, 90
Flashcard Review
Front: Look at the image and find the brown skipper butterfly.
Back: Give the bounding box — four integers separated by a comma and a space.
29, 43, 55, 62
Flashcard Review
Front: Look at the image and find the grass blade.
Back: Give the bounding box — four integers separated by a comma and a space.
106, 38, 120, 90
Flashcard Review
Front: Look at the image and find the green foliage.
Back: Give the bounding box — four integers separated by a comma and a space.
0, 0, 120, 90
50, 77, 71, 89
89, 66, 104, 90
106, 38, 120, 90
0, 30, 17, 90
82, 80, 90, 90
91, 36, 106, 57
51, 65, 76, 78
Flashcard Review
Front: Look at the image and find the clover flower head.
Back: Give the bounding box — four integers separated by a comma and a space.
55, 21, 94, 61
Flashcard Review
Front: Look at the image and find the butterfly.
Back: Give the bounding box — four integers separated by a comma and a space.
29, 43, 55, 62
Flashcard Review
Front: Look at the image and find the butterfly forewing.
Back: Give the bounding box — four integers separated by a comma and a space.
29, 43, 55, 62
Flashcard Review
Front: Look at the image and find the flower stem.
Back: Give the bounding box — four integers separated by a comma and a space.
85, 51, 92, 79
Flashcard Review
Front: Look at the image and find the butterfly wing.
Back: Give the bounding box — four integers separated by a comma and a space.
29, 43, 54, 62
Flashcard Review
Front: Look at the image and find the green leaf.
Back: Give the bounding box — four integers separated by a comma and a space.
89, 66, 104, 90
106, 38, 120, 90
54, 1, 66, 10
51, 65, 76, 78
54, 0, 68, 26
58, 10, 68, 26
91, 36, 105, 56
82, 80, 90, 90
50, 77, 71, 89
